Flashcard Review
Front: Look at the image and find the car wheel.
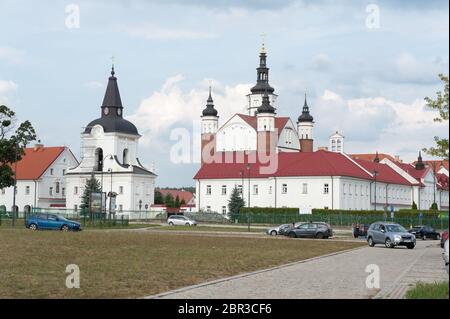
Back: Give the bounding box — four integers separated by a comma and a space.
29, 223, 37, 231
169, 222, 174, 226
315, 232, 324, 239
407, 244, 415, 249
368, 237, 375, 247
270, 230, 277, 236
385, 238, 393, 248
289, 232, 296, 238
61, 225, 69, 232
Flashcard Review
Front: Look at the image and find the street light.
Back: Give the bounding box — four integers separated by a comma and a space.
373, 170, 379, 211
246, 163, 252, 232
239, 170, 244, 199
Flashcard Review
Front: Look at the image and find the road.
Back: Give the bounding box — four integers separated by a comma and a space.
145, 240, 448, 299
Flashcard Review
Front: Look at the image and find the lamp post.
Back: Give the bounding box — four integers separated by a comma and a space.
12, 142, 19, 227
373, 170, 379, 211
246, 164, 252, 232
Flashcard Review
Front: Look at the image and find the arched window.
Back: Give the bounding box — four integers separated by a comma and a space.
123, 149, 129, 165
95, 148, 103, 171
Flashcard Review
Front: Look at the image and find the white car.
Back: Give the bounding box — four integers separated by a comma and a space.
167, 215, 197, 226
443, 239, 449, 274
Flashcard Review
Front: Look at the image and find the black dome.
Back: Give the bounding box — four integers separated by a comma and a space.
84, 117, 139, 136
250, 82, 275, 94
298, 113, 314, 122
202, 87, 218, 117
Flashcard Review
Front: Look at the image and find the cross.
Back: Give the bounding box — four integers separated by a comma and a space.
111, 55, 115, 67
260, 33, 267, 52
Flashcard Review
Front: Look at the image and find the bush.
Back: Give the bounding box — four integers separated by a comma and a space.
412, 201, 418, 210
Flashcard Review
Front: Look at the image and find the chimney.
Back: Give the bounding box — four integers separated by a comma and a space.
394, 155, 401, 162
33, 141, 44, 151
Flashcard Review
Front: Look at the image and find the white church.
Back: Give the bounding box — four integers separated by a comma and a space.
194, 45, 449, 215
65, 67, 156, 213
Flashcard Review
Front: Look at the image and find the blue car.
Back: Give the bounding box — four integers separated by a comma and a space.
26, 213, 82, 231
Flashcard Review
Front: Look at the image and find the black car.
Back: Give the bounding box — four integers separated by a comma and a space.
286, 222, 333, 239
408, 226, 441, 240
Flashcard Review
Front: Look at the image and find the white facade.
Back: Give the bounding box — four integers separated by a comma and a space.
247, 93, 278, 116
0, 147, 78, 212
195, 175, 418, 216
65, 125, 156, 212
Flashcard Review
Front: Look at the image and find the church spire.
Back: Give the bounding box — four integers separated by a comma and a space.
374, 151, 380, 163
101, 64, 123, 114
415, 151, 425, 170
250, 43, 274, 95
257, 91, 276, 114
202, 86, 218, 117
298, 92, 314, 123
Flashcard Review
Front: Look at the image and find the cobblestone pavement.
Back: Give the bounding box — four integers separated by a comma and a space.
145, 240, 448, 299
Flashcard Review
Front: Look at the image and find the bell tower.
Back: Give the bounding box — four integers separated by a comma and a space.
297, 93, 314, 152
201, 87, 219, 165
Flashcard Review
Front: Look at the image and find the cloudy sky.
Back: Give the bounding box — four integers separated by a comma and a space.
0, 0, 448, 187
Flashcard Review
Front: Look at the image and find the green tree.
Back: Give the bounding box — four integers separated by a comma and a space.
228, 187, 245, 218
80, 175, 102, 212
0, 105, 36, 188
164, 193, 175, 208
174, 195, 181, 208
154, 190, 164, 204
412, 201, 418, 210
423, 74, 449, 160
430, 202, 438, 210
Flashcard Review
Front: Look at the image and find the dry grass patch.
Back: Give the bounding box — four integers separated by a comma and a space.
0, 229, 363, 298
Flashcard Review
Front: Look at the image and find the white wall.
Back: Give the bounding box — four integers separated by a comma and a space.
216, 115, 257, 152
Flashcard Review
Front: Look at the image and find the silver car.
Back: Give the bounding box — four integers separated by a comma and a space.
367, 222, 416, 249
266, 224, 293, 236
167, 215, 197, 226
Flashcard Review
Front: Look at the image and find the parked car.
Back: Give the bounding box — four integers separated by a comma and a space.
352, 224, 369, 238
441, 230, 448, 248
26, 213, 82, 231
286, 222, 333, 239
408, 226, 441, 240
167, 215, 197, 226
266, 224, 292, 236
443, 239, 449, 274
367, 222, 416, 249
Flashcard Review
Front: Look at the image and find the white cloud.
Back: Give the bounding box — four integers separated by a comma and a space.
311, 53, 332, 71
0, 46, 25, 64
125, 23, 216, 40
84, 81, 104, 89
127, 75, 251, 148
314, 90, 447, 162
0, 80, 18, 104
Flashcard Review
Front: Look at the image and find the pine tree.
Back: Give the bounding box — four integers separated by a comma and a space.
412, 201, 418, 210
80, 175, 102, 213
228, 187, 245, 218
164, 193, 175, 208
174, 195, 181, 208
154, 190, 164, 204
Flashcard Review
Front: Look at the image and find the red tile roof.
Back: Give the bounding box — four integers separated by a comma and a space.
237, 114, 290, 136
437, 174, 449, 190
11, 147, 65, 180
354, 159, 413, 186
393, 162, 429, 181
350, 153, 398, 163
415, 160, 449, 172
158, 189, 194, 203
194, 150, 377, 180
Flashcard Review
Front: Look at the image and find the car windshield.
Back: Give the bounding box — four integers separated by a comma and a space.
57, 215, 67, 221
386, 224, 407, 232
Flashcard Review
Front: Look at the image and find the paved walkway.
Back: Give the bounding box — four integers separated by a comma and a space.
145, 241, 448, 299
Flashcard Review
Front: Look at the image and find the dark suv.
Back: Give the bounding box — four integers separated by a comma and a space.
286, 222, 333, 239
408, 226, 441, 240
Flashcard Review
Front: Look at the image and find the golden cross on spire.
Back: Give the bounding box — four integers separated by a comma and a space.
260, 33, 267, 53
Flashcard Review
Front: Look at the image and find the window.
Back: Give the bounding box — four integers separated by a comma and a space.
74, 205, 78, 212
253, 185, 259, 195
55, 182, 60, 194
237, 185, 243, 195
221, 185, 227, 196
119, 204, 123, 211
282, 184, 288, 194
269, 186, 273, 195
349, 184, 352, 195
25, 186, 30, 195
1, 189, 4, 195
206, 206, 211, 212
222, 206, 227, 215
354, 185, 357, 196
50, 168, 54, 175
302, 183, 308, 194
62, 169, 66, 175
343, 183, 346, 195
123, 149, 129, 165
119, 186, 124, 194
49, 187, 53, 196
206, 185, 212, 195
74, 186, 78, 195
62, 188, 65, 196
324, 184, 329, 194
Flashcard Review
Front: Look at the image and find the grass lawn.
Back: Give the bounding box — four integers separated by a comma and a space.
158, 225, 265, 233
0, 229, 363, 298
405, 281, 449, 299
0, 219, 159, 230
